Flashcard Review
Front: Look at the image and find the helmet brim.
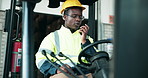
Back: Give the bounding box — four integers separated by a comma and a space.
60, 6, 86, 14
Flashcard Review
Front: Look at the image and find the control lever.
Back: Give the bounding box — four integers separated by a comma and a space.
58, 52, 87, 78
49, 51, 78, 78
42, 50, 73, 78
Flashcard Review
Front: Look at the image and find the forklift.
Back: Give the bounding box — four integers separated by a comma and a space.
1, 0, 148, 78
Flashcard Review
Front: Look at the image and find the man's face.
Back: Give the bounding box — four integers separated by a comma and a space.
64, 8, 83, 30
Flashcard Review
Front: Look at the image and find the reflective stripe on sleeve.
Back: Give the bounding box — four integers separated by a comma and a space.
36, 59, 46, 69
54, 31, 60, 54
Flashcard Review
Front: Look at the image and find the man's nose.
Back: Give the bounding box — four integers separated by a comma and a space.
75, 16, 81, 21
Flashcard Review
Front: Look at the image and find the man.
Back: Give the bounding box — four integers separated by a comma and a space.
35, 0, 96, 77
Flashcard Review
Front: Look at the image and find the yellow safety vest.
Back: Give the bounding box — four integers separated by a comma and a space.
35, 25, 94, 68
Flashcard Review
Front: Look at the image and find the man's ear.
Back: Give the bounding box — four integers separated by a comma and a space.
62, 15, 66, 20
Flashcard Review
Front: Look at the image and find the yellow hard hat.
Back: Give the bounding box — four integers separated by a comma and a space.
60, 0, 86, 14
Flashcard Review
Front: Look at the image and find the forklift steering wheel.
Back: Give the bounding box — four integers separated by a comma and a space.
78, 39, 112, 66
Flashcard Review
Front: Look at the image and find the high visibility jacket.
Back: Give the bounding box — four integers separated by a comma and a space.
35, 25, 96, 76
